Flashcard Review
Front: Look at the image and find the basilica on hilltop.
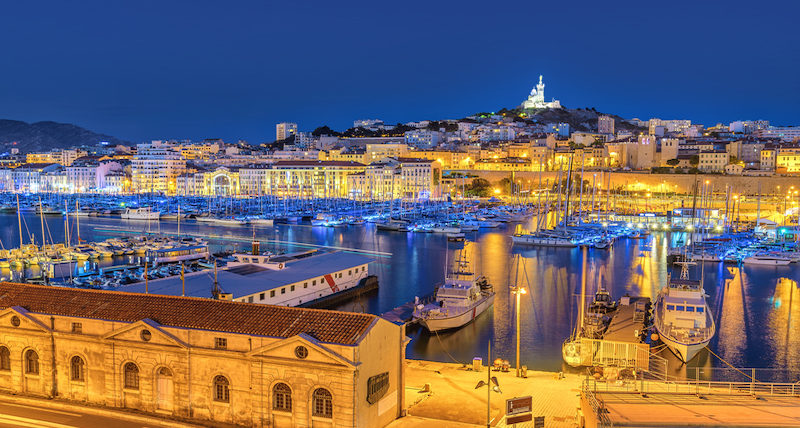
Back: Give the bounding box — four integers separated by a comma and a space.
521, 75, 561, 109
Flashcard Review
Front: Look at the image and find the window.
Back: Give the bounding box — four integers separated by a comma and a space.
281, 288, 286, 294
686, 306, 695, 312
676, 305, 685, 311
666, 304, 675, 311
140, 329, 152, 341
215, 337, 227, 349
312, 280, 316, 286
260, 293, 265, 300
294, 346, 308, 359
213, 375, 230, 403
248, 296, 254, 303
348, 270, 352, 276
71, 322, 82, 333
25, 350, 39, 374
273, 383, 292, 412
304, 282, 308, 289
696, 307, 704, 313
290, 285, 295, 292
70, 356, 85, 381
313, 388, 333, 418
270, 290, 275, 298
0, 347, 9, 371
124, 362, 139, 389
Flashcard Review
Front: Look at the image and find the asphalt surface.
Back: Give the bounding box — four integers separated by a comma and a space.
0, 398, 155, 428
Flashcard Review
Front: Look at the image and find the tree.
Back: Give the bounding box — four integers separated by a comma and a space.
466, 178, 492, 197
689, 155, 699, 167
666, 158, 680, 166
312, 126, 339, 137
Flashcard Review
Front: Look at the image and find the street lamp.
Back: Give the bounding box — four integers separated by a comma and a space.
475, 341, 502, 428
512, 285, 527, 377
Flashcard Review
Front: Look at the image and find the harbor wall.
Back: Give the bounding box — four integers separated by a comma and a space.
452, 170, 800, 196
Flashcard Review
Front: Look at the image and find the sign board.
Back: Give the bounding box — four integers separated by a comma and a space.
366, 372, 389, 404
534, 416, 545, 428
506, 396, 532, 416
507, 413, 533, 424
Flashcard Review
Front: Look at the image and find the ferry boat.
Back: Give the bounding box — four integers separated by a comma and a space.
653, 263, 715, 363
121, 207, 160, 220
413, 257, 494, 332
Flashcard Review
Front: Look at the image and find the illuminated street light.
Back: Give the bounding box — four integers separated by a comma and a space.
511, 285, 527, 377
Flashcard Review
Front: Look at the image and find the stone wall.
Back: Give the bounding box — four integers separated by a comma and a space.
452, 170, 800, 196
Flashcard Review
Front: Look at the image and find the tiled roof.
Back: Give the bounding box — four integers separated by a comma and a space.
0, 282, 376, 345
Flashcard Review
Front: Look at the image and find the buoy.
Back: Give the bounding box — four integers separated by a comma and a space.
651, 333, 659, 342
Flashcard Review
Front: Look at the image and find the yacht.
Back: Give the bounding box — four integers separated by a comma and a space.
742, 254, 792, 266
653, 264, 715, 363
121, 207, 160, 220
512, 230, 576, 248
413, 258, 494, 332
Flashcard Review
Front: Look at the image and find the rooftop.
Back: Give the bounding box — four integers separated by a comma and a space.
120, 251, 374, 298
0, 281, 376, 345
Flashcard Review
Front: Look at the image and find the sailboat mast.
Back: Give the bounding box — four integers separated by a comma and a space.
578, 246, 587, 336
16, 194, 23, 248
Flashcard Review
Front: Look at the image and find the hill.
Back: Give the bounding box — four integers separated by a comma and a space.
0, 120, 128, 153
486, 107, 646, 135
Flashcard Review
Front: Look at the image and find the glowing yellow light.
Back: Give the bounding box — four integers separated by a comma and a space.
493, 188, 501, 194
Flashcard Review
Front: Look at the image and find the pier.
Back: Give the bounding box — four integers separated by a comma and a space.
603, 296, 650, 343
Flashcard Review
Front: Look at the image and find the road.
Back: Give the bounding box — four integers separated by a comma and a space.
0, 397, 160, 428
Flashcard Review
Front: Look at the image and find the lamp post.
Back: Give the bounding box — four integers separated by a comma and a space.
475, 341, 501, 427
512, 285, 527, 377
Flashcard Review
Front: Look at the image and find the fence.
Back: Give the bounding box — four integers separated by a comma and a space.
584, 377, 800, 398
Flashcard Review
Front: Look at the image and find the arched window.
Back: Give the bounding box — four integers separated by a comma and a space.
70, 356, 85, 381
123, 362, 139, 389
24, 350, 38, 374
213, 375, 230, 403
272, 383, 292, 412
0, 347, 9, 371
312, 388, 333, 418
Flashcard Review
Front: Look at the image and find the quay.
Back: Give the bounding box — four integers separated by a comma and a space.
388, 360, 800, 427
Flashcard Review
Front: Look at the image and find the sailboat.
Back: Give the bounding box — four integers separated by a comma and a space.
562, 247, 589, 367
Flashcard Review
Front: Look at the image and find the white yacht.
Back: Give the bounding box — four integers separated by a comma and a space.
413, 259, 494, 332
121, 207, 160, 220
653, 265, 715, 363
742, 254, 792, 266
512, 230, 576, 248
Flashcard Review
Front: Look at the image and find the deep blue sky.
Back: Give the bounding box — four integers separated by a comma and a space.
1, 0, 797, 143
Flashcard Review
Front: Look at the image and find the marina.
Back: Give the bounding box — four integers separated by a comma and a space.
0, 207, 797, 383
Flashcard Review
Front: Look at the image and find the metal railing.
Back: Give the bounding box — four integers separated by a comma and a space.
585, 377, 800, 397
582, 382, 614, 428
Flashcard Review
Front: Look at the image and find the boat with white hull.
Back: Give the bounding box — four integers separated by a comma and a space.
653, 263, 715, 363
413, 256, 494, 332
512, 231, 576, 248
742, 254, 792, 266
121, 207, 160, 220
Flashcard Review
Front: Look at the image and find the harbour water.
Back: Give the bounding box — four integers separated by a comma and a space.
0, 214, 798, 380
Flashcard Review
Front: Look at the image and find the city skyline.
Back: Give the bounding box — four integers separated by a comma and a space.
0, 0, 797, 143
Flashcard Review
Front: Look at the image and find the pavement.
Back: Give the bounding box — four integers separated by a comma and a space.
388, 359, 582, 428
598, 391, 800, 427
0, 394, 201, 428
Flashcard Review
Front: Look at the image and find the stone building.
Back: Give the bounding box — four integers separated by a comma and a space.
0, 282, 405, 427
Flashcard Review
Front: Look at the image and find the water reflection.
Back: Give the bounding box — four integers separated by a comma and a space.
0, 214, 798, 376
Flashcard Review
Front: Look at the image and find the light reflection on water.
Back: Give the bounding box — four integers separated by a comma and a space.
0, 214, 798, 377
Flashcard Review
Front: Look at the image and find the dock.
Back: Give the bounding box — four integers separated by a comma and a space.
603, 295, 650, 343
380, 293, 435, 325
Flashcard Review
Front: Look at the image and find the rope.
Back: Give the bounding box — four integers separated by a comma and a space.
433, 328, 465, 365
705, 346, 758, 383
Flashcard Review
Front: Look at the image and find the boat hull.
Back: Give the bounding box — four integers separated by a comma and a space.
418, 293, 495, 332
656, 328, 711, 363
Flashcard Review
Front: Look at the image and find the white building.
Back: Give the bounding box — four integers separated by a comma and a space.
353, 119, 384, 130
404, 130, 442, 148
131, 141, 186, 194
521, 75, 561, 109
756, 127, 800, 142
276, 122, 298, 141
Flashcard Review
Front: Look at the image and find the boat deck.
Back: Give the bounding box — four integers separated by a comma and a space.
603, 296, 650, 343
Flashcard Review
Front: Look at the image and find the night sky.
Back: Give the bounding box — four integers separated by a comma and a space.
1, 0, 797, 143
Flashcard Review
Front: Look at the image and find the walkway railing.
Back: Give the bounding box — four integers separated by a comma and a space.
582, 382, 613, 428
584, 377, 800, 397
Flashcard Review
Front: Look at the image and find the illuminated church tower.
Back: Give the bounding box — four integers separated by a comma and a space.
521, 75, 561, 109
